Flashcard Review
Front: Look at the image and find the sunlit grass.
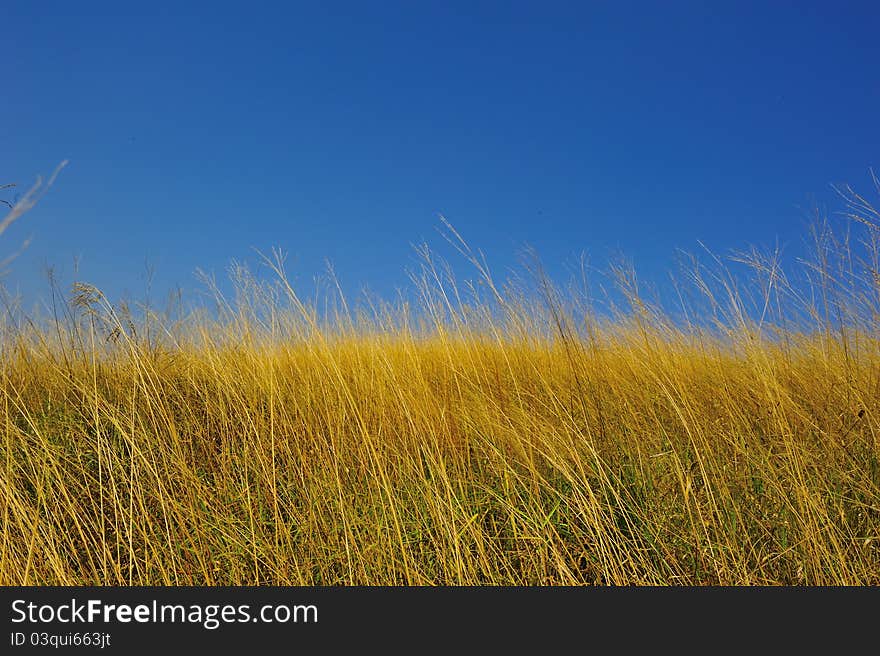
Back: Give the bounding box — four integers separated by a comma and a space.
1, 183, 879, 585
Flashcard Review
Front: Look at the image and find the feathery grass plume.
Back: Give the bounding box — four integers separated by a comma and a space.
0, 162, 68, 273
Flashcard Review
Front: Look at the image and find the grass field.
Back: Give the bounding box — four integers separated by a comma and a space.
2, 189, 879, 585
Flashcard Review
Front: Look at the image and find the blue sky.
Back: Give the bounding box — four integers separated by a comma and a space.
2, 1, 878, 310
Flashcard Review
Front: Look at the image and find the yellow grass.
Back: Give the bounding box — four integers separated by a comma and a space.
1, 187, 879, 585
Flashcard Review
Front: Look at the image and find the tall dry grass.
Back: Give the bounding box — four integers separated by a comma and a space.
1, 180, 879, 585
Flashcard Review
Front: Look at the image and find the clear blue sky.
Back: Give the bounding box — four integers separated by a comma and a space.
2, 1, 878, 309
